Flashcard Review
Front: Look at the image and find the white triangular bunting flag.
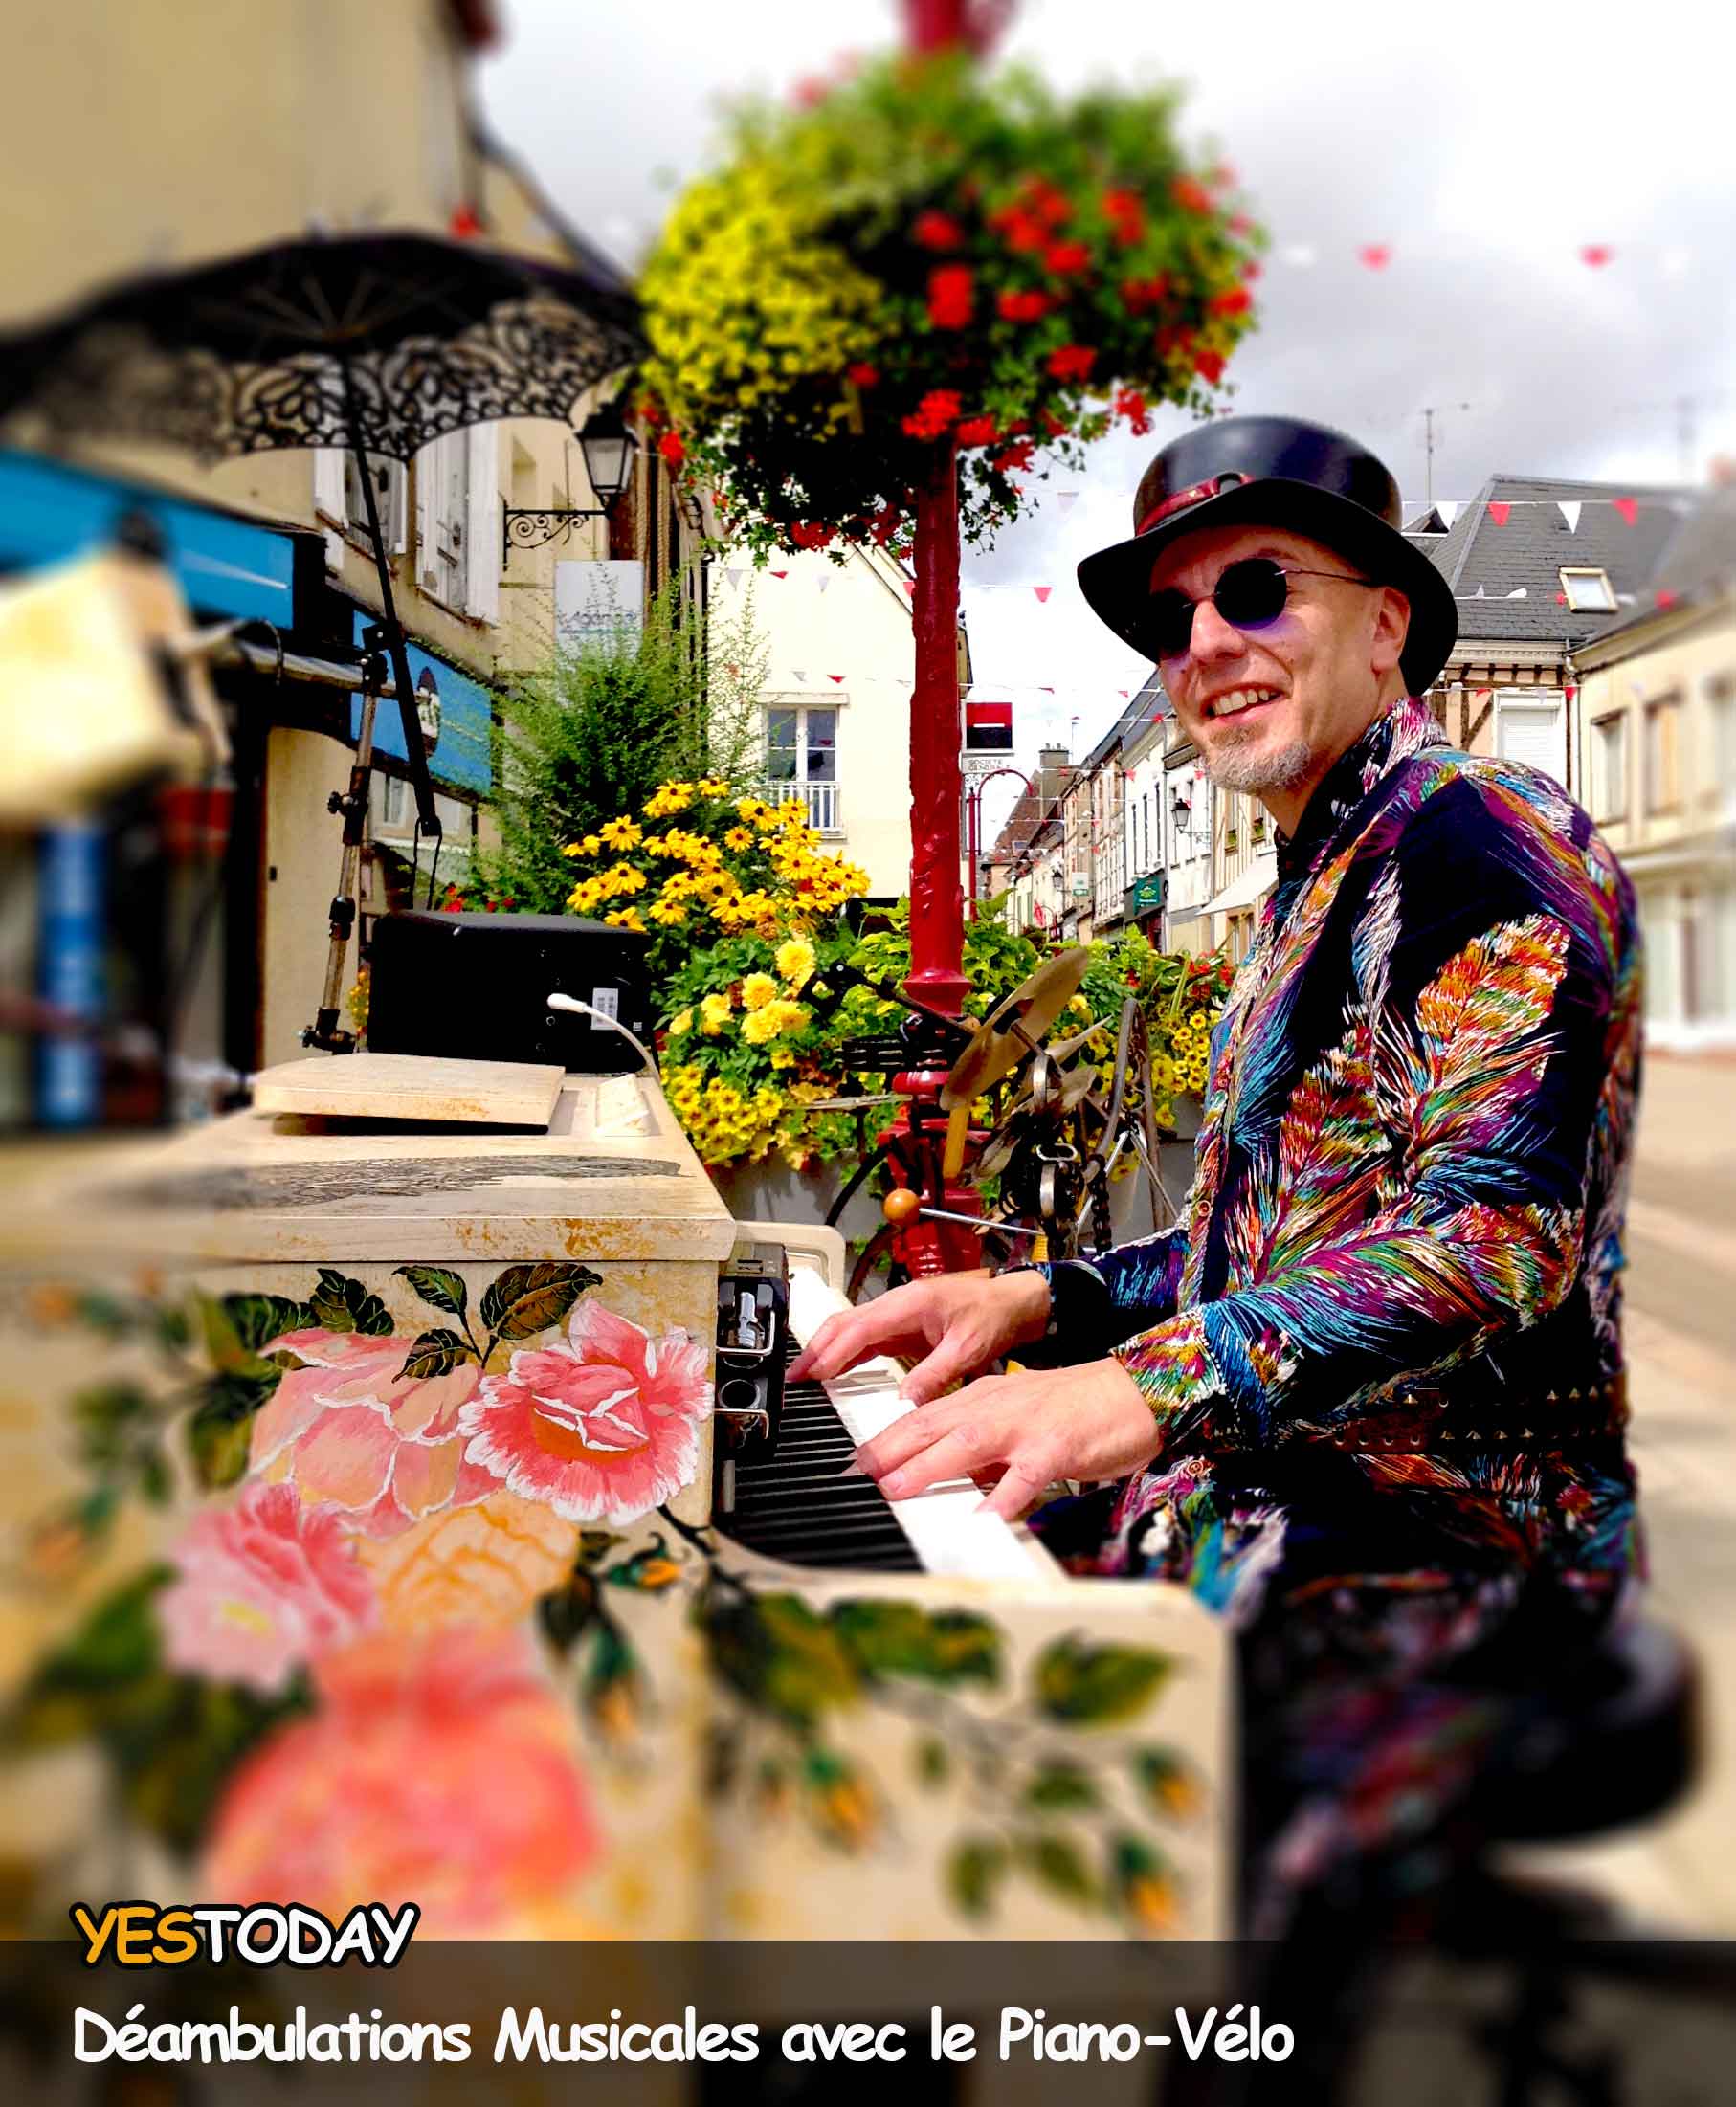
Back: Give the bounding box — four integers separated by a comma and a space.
1506, 587, 1527, 599
792, 669, 807, 682
816, 576, 831, 593
1557, 501, 1582, 533
1436, 501, 1460, 530
1057, 492, 1079, 515
724, 567, 746, 588
1474, 585, 1486, 598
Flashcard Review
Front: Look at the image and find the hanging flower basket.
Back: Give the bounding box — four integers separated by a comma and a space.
635, 53, 1264, 558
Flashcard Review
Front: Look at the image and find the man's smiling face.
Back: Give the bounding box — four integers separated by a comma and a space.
1148, 522, 1412, 832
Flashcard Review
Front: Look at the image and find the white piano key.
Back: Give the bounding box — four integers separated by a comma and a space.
786, 1269, 1049, 1582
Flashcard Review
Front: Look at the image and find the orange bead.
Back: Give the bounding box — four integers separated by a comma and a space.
881, 1187, 922, 1225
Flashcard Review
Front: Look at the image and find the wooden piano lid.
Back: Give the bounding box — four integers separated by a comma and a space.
249, 1053, 568, 1129
3, 1069, 739, 1268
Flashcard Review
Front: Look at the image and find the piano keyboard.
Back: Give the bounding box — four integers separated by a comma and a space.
715, 1267, 1052, 1584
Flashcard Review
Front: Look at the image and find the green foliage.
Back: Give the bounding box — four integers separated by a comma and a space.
3, 1569, 308, 1858
467, 580, 769, 913
1034, 1634, 1172, 1724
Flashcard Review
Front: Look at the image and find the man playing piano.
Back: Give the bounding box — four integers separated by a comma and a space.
791, 415, 1644, 1934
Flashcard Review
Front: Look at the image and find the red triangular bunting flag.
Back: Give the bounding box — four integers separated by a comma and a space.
903, 581, 916, 597
1358, 244, 1391, 270
1565, 686, 1578, 703
828, 674, 845, 684
1034, 586, 1053, 603
1581, 245, 1613, 267
1656, 588, 1677, 609
1118, 689, 1130, 698
1613, 497, 1638, 525
770, 569, 789, 579
1487, 502, 1511, 525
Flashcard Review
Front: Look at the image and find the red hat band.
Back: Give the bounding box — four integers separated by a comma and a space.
1136, 471, 1250, 537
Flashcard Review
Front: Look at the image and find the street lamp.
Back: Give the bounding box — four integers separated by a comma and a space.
501, 399, 640, 566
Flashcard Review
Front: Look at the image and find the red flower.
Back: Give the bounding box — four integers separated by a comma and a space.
449, 205, 482, 240
989, 204, 1049, 255
1019, 177, 1071, 229
657, 431, 686, 468
1113, 387, 1152, 436
1154, 323, 1196, 358
1102, 188, 1146, 247
636, 396, 665, 427
1208, 163, 1238, 189
927, 264, 975, 329
996, 288, 1053, 322
1040, 409, 1072, 438
912, 210, 965, 251
955, 416, 999, 447
1209, 286, 1253, 316
846, 362, 881, 388
1228, 212, 1255, 236
1242, 260, 1262, 282
869, 504, 904, 543
1045, 344, 1097, 382
901, 389, 964, 440
1043, 239, 1091, 276
1120, 273, 1171, 314
1194, 349, 1227, 385
790, 521, 834, 549
1170, 175, 1213, 214
993, 438, 1036, 474
793, 76, 829, 107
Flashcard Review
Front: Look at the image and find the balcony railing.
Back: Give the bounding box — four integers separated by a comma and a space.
765, 779, 842, 833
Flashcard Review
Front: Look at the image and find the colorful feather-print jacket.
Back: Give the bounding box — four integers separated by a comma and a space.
1039, 697, 1643, 1619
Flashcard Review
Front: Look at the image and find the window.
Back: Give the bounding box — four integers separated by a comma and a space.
313, 450, 407, 570
1591, 714, 1628, 823
381, 774, 407, 829
1645, 694, 1683, 814
1708, 674, 1735, 802
414, 427, 501, 624
766, 703, 841, 832
1496, 691, 1568, 788
1560, 567, 1616, 614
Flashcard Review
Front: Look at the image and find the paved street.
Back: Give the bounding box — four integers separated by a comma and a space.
1502, 1052, 1736, 1933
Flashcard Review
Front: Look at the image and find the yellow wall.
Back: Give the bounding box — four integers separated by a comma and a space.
707, 548, 922, 900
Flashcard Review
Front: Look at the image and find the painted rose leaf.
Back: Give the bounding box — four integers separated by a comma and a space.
3, 1565, 309, 1857
1033, 1635, 1173, 1724
827, 1600, 1002, 1688
479, 1262, 604, 1344
308, 1268, 393, 1339
398, 1328, 477, 1380
391, 1264, 470, 1320
947, 1837, 1010, 1919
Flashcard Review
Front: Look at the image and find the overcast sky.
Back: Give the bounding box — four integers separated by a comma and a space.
478, 0, 1735, 844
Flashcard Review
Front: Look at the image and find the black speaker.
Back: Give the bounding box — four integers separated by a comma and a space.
365, 910, 654, 1073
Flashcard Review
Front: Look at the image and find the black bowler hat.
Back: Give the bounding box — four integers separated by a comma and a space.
1077, 414, 1458, 693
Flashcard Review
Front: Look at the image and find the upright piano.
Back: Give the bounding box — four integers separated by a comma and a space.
0, 1064, 1229, 1941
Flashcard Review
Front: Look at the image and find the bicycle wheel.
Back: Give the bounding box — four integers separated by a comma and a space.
846, 1224, 912, 1303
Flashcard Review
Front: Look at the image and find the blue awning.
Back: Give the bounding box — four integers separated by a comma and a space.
0, 446, 300, 625
348, 610, 492, 798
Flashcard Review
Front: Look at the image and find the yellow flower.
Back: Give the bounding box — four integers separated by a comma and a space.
741, 1007, 781, 1045
701, 991, 733, 1033
698, 776, 729, 795
649, 900, 688, 926
604, 861, 646, 895
724, 826, 753, 851
775, 936, 816, 988
580, 832, 602, 855
735, 795, 768, 822
741, 972, 778, 1011
560, 841, 584, 858
1069, 994, 1090, 1014
604, 906, 646, 932
600, 816, 643, 850
769, 1049, 795, 1070
669, 1009, 693, 1035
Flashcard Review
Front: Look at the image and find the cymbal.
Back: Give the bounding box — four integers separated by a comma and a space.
940, 947, 1091, 1110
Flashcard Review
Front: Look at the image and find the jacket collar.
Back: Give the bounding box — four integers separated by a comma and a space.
1274, 696, 1446, 883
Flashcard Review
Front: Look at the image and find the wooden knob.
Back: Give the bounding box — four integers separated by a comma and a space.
881, 1187, 922, 1225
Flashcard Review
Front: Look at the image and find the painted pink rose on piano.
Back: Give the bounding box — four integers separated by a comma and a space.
249, 1328, 495, 1539
458, 1299, 710, 1525
157, 1480, 376, 1695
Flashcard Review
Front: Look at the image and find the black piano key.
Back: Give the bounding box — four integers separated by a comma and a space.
717, 1339, 923, 1573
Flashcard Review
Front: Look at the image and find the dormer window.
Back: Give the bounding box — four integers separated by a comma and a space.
1560, 567, 1616, 613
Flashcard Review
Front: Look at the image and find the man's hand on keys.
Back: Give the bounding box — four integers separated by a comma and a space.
789, 1273, 1159, 1522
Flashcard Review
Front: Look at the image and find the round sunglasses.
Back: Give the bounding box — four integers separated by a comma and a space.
1137, 557, 1381, 662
